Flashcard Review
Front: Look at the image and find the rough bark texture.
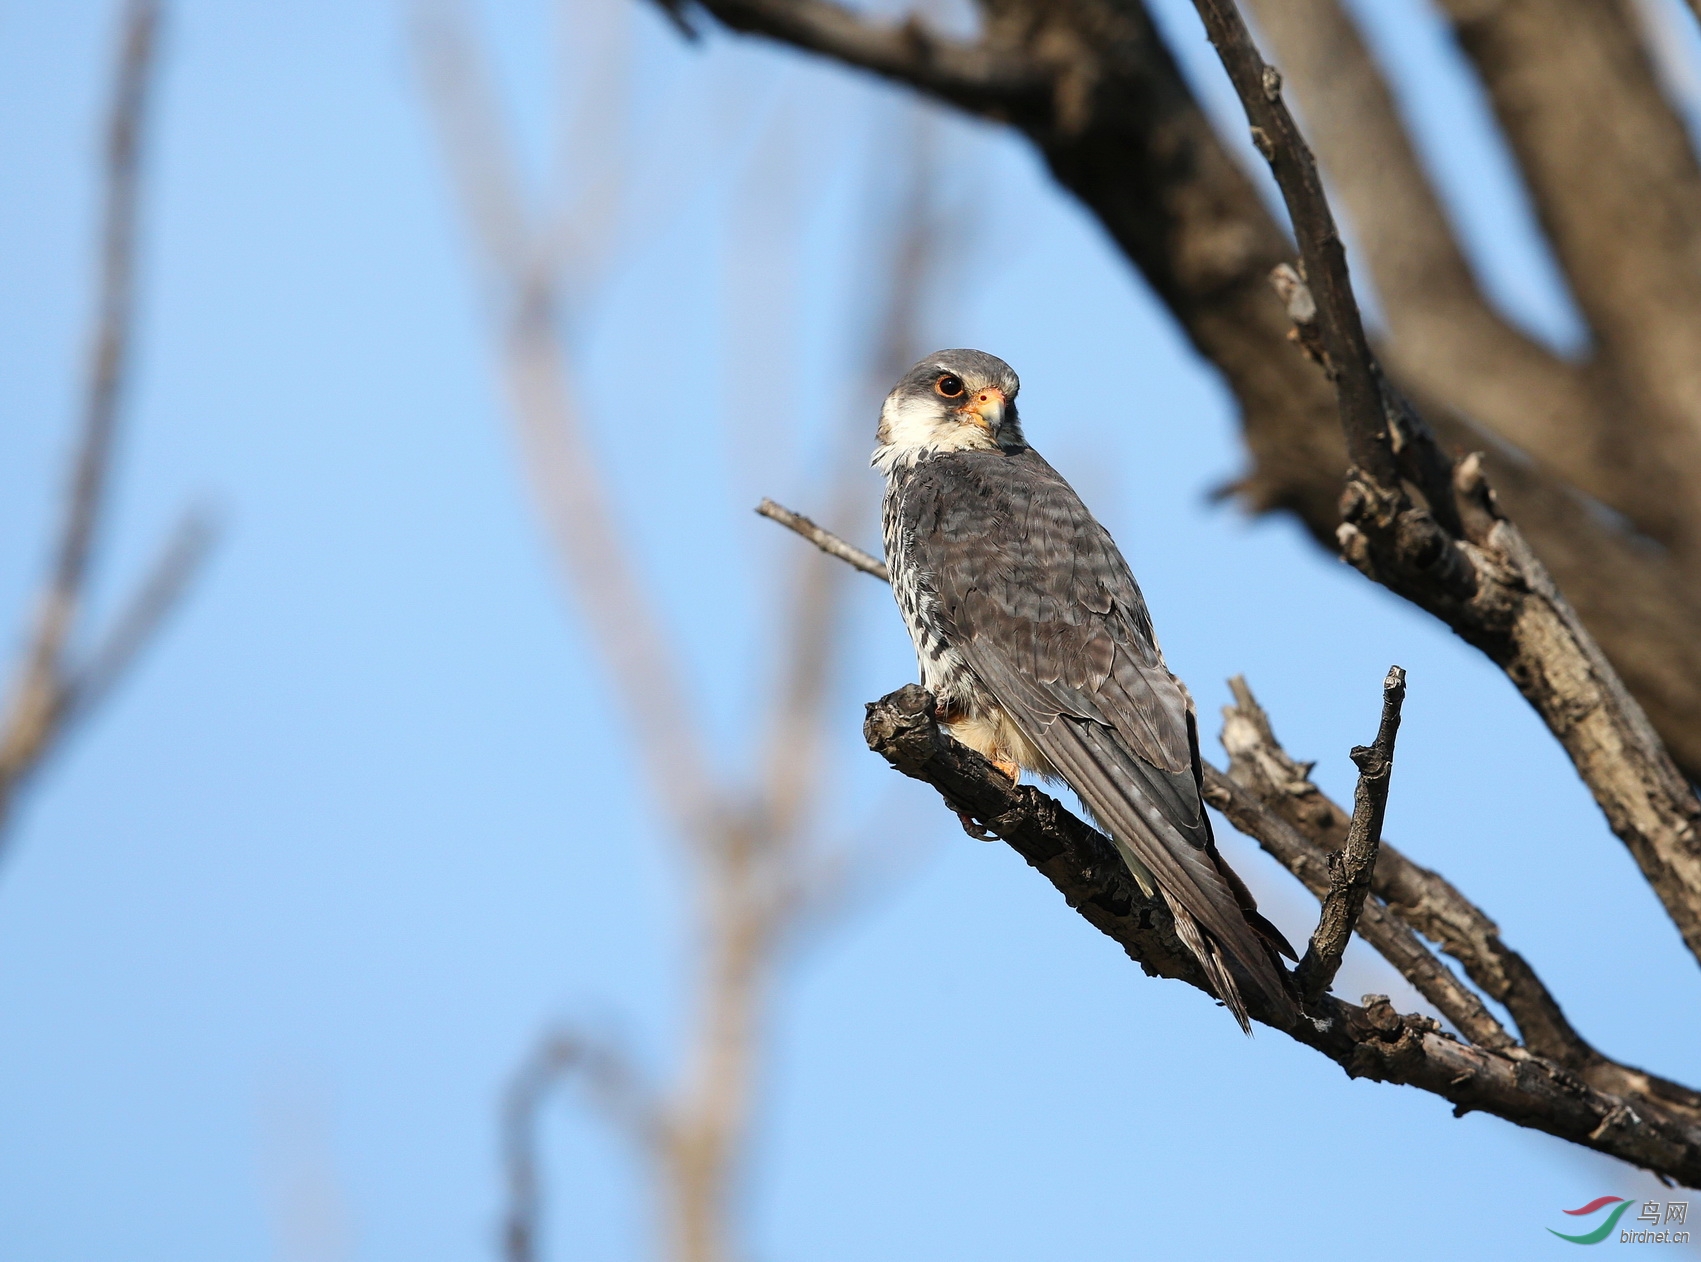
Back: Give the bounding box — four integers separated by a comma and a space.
1203, 763, 1514, 1051
1291, 666, 1402, 1005
863, 685, 1701, 1185
1217, 677, 1701, 1127
1329, 458, 1701, 966
1436, 0, 1701, 558
1185, 0, 1701, 964
1242, 0, 1639, 520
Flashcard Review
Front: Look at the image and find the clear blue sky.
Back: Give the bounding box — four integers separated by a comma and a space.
0, 1, 1697, 1259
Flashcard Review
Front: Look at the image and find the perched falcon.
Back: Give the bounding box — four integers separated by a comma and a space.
875, 349, 1298, 1032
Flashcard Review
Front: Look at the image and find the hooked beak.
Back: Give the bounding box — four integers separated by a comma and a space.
960, 386, 1007, 434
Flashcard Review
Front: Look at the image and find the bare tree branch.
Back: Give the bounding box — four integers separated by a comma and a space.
501, 1031, 658, 1262
1240, 0, 1649, 528
1408, 399, 1701, 787
662, 113, 955, 1262
1433, 0, 1701, 560
1203, 763, 1513, 1050
1252, 0, 1701, 564
1194, 0, 1401, 484
51, 0, 159, 655
754, 500, 887, 581
1292, 664, 1402, 1005
864, 685, 1227, 991
673, 0, 1048, 108
60, 508, 217, 726
862, 683, 1701, 1184
0, 0, 160, 783
0, 0, 205, 849
1216, 676, 1701, 1127
417, 0, 723, 842
1187, 0, 1701, 966
427, 13, 962, 1259
424, 15, 766, 1251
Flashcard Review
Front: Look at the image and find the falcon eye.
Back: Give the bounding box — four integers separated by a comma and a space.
935, 374, 966, 398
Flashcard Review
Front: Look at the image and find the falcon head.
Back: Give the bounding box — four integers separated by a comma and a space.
873, 349, 1023, 471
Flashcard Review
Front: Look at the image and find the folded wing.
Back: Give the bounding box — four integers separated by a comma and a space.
906, 448, 1295, 1029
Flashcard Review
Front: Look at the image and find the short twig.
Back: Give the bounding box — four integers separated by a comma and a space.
1292, 665, 1404, 1004
1203, 764, 1511, 1050
1268, 262, 1329, 374
756, 499, 888, 581
61, 509, 218, 726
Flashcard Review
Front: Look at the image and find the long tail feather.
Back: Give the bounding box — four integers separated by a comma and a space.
1165, 894, 1253, 1035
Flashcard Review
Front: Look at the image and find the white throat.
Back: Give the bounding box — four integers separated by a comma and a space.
871, 393, 1000, 475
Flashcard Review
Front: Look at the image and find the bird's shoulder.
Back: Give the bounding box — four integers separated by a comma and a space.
897, 448, 1154, 642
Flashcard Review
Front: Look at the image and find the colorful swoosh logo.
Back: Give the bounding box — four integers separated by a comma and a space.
1549, 1196, 1633, 1244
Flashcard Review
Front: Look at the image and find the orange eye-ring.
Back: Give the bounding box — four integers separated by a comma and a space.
935, 374, 965, 398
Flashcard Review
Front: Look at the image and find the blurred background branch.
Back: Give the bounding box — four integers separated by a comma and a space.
501, 1030, 659, 1262
417, 0, 722, 842
0, 0, 211, 857
418, 2, 958, 1256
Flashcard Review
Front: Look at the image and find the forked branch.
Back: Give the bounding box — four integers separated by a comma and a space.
1217, 678, 1701, 1125
1202, 765, 1511, 1050
0, 0, 210, 851
1188, 0, 1701, 967
1239, 0, 1627, 524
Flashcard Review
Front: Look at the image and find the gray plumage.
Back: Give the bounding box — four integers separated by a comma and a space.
875, 350, 1297, 1032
